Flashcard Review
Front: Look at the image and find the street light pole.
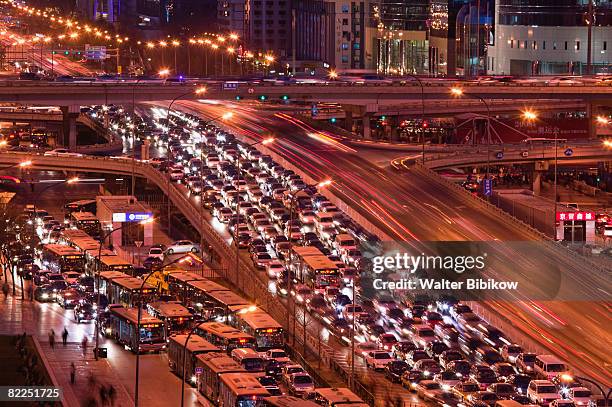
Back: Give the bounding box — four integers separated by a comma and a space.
404, 75, 426, 162
135, 254, 190, 407
179, 318, 213, 407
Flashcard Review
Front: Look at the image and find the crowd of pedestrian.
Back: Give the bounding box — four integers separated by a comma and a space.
14, 332, 47, 387
80, 370, 118, 407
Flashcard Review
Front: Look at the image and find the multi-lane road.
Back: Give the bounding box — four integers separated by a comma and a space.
168, 99, 612, 388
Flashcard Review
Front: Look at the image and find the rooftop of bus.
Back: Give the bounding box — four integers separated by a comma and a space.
236, 309, 283, 330
70, 211, 99, 222
166, 270, 208, 284
196, 353, 245, 374
147, 301, 192, 318
207, 290, 250, 307
99, 270, 131, 281
263, 396, 319, 407
291, 246, 324, 257
198, 322, 255, 340
99, 255, 132, 267
110, 306, 163, 325
314, 387, 365, 404
60, 229, 92, 241
301, 255, 339, 270
43, 244, 83, 256
168, 334, 220, 353
220, 373, 270, 397
186, 279, 228, 293
111, 277, 155, 291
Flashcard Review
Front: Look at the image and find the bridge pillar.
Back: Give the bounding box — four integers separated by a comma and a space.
344, 110, 354, 132
532, 161, 550, 196
586, 102, 597, 139
61, 105, 79, 150
362, 113, 372, 139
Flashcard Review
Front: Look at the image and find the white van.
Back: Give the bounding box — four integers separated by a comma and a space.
534, 355, 570, 380
333, 234, 357, 254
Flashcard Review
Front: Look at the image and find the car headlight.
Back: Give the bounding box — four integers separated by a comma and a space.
42, 293, 49, 299
79, 312, 84, 317
105, 328, 112, 334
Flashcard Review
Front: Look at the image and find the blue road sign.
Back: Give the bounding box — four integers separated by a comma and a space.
483, 178, 493, 196
311, 104, 318, 118
222, 82, 239, 90
564, 148, 573, 157
495, 151, 504, 159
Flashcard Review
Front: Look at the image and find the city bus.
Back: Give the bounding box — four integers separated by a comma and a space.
64, 199, 97, 220
230, 347, 266, 374
41, 244, 85, 273
69, 212, 101, 239
195, 322, 256, 352
166, 271, 207, 302
107, 306, 166, 352
291, 247, 340, 292
146, 301, 193, 337
231, 308, 284, 351
205, 290, 250, 316
218, 372, 270, 406
167, 334, 221, 384
262, 396, 319, 407
195, 353, 245, 404
98, 270, 131, 296
108, 276, 155, 307
312, 388, 368, 406
186, 279, 231, 313
59, 228, 91, 245
96, 255, 134, 275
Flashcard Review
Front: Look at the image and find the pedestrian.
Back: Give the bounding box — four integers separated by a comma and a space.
107, 385, 116, 407
62, 327, 68, 346
70, 362, 76, 385
81, 336, 88, 357
48, 330, 55, 349
2, 281, 8, 300
99, 385, 108, 406
87, 371, 97, 390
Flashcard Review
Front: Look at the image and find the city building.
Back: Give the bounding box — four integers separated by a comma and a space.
487, 0, 612, 75
96, 195, 154, 247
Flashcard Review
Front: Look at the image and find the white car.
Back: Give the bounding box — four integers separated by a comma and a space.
288, 372, 315, 397
265, 261, 284, 279
62, 271, 80, 285
265, 349, 290, 365
364, 350, 395, 370
147, 247, 164, 260
527, 380, 560, 405
165, 240, 199, 255
169, 168, 184, 181
567, 387, 592, 406
44, 148, 82, 157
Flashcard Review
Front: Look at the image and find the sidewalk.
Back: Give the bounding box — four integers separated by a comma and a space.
0, 286, 133, 407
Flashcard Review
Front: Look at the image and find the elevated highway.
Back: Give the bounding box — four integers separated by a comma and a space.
0, 80, 610, 105
419, 140, 612, 170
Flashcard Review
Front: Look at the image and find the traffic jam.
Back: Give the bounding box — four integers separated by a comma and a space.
8, 102, 603, 407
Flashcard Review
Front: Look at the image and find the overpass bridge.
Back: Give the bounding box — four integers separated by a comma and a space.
420, 140, 611, 170
0, 80, 610, 106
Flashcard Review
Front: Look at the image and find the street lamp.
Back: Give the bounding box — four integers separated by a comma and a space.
135, 254, 192, 407
450, 87, 492, 179
164, 87, 207, 235
178, 317, 216, 407
560, 374, 608, 406
93, 217, 154, 361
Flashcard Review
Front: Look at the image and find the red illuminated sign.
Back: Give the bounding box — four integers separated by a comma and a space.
556, 211, 595, 222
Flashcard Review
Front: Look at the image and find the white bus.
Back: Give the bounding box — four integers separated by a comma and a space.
291, 247, 340, 291
312, 388, 368, 406
70, 211, 101, 239
230, 347, 266, 374
195, 353, 245, 404
42, 244, 85, 273
107, 306, 166, 352
147, 301, 193, 337
195, 322, 256, 352
263, 396, 319, 406
218, 373, 270, 407
167, 334, 221, 384
108, 276, 156, 307
231, 308, 284, 351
